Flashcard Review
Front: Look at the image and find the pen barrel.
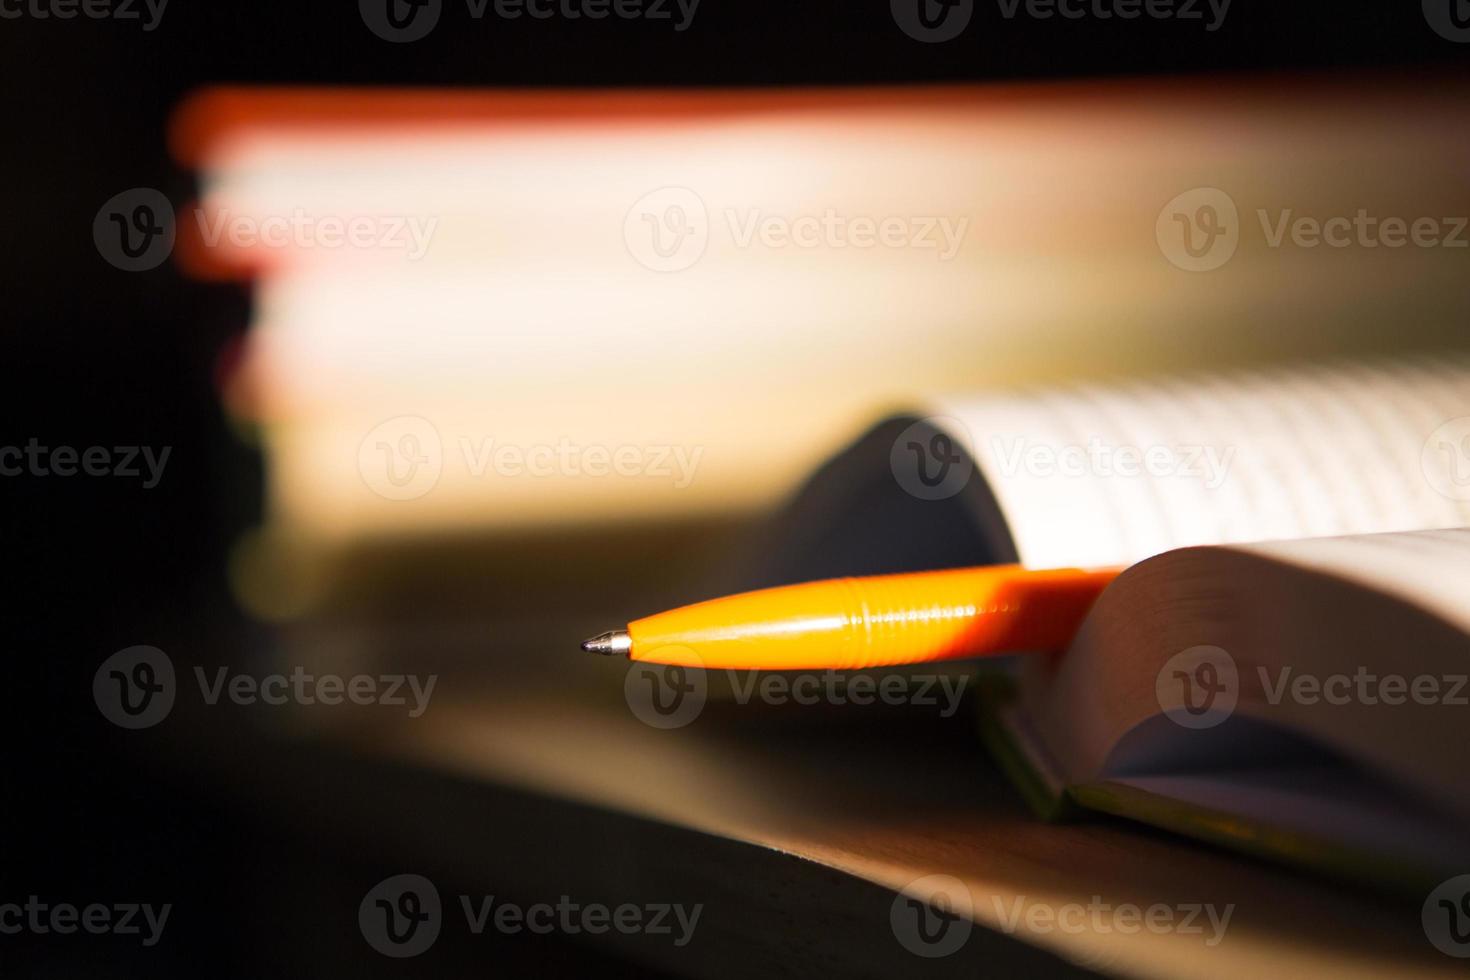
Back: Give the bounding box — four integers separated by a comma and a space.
626, 565, 1116, 671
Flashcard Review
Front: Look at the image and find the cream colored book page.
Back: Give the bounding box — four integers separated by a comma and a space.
935, 358, 1470, 569
1230, 528, 1470, 638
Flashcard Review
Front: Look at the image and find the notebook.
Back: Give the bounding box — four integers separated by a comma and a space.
749, 355, 1470, 891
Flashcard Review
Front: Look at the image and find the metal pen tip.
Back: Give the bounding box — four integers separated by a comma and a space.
581, 630, 632, 657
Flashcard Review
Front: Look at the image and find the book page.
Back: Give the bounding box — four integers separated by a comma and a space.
1228, 527, 1470, 637
1025, 528, 1470, 827
935, 358, 1470, 569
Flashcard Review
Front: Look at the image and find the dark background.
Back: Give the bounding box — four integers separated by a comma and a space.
4, 2, 1467, 975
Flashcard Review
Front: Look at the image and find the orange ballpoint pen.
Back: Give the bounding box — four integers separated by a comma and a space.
581, 565, 1121, 671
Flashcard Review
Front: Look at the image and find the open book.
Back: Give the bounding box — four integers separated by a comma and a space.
749, 356, 1470, 890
